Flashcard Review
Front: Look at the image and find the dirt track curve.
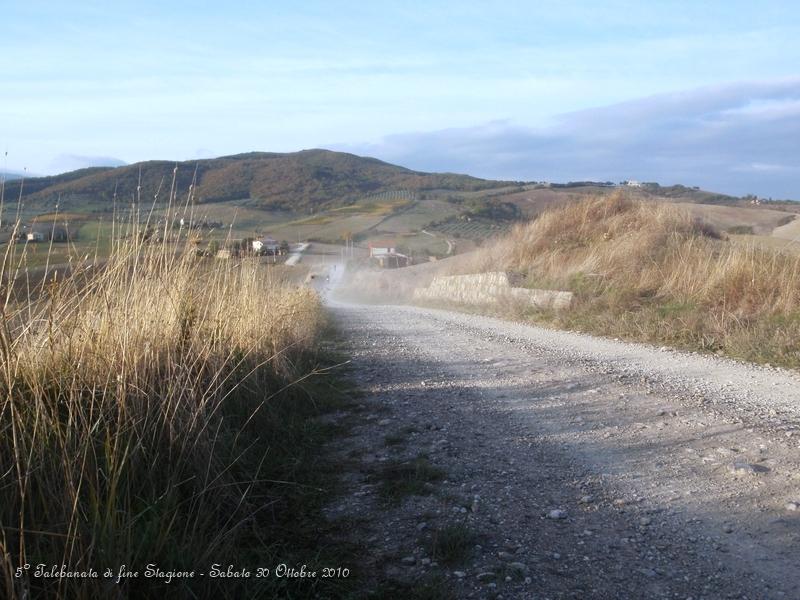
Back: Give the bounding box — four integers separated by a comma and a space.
324, 301, 800, 600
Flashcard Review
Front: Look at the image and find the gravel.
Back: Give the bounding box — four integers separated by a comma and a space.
323, 300, 800, 599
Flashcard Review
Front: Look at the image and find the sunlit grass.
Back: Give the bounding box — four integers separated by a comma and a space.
481, 192, 800, 366
0, 195, 326, 598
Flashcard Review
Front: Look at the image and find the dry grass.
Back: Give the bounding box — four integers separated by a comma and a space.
0, 204, 328, 597
481, 192, 800, 366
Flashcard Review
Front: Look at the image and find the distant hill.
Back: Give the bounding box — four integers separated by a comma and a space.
1, 170, 31, 183
2, 167, 115, 199
637, 183, 742, 205
3, 150, 516, 212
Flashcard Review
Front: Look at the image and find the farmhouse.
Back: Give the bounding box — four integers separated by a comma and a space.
25, 224, 69, 242
368, 240, 410, 268
368, 240, 396, 258
252, 236, 282, 255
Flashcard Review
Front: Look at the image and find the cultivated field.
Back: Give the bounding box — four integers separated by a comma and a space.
432, 217, 509, 240
376, 199, 460, 234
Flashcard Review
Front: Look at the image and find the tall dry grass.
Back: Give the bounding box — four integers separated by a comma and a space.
0, 202, 325, 598
483, 192, 800, 365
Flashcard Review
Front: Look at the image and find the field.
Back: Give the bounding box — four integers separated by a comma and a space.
377, 199, 460, 234
432, 217, 509, 241
177, 199, 293, 233
274, 213, 387, 244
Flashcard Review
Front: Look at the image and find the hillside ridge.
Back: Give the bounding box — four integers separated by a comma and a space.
2, 149, 514, 212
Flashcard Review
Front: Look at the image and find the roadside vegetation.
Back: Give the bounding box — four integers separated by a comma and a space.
0, 204, 355, 598
373, 456, 445, 503
482, 192, 800, 368
427, 523, 476, 566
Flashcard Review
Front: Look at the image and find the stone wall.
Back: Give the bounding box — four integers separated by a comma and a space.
413, 272, 573, 310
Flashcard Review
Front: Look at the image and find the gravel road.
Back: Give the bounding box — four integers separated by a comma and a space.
323, 301, 800, 600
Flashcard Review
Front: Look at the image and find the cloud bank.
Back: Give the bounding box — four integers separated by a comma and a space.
339, 78, 800, 199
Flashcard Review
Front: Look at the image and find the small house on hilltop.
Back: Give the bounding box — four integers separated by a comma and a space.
25, 224, 69, 242
252, 236, 282, 255
368, 240, 396, 258
368, 240, 410, 269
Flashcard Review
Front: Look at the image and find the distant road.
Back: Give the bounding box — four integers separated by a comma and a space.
421, 229, 453, 254
284, 242, 310, 266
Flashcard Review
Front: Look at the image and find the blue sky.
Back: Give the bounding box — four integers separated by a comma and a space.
2, 1, 800, 197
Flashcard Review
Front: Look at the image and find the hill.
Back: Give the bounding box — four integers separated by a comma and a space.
6, 149, 796, 264
1, 170, 30, 182
2, 167, 115, 199
2, 149, 515, 212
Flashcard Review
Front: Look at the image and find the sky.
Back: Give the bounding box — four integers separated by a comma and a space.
2, 1, 799, 198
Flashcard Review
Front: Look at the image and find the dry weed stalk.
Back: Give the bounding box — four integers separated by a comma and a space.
0, 193, 323, 598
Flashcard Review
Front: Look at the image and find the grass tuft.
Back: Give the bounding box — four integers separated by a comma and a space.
0, 203, 340, 599
374, 457, 445, 502
428, 523, 476, 565
384, 433, 406, 447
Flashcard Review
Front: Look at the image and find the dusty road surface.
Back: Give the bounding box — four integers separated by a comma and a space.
324, 301, 800, 600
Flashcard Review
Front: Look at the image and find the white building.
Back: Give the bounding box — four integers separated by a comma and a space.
368, 240, 409, 268
368, 241, 396, 257
252, 237, 281, 254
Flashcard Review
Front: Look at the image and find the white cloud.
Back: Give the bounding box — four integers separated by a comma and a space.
735, 162, 796, 173
336, 78, 800, 198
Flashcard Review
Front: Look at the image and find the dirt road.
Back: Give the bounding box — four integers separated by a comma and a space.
325, 301, 800, 600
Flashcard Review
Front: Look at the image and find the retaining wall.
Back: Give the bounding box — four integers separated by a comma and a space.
413, 272, 572, 310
